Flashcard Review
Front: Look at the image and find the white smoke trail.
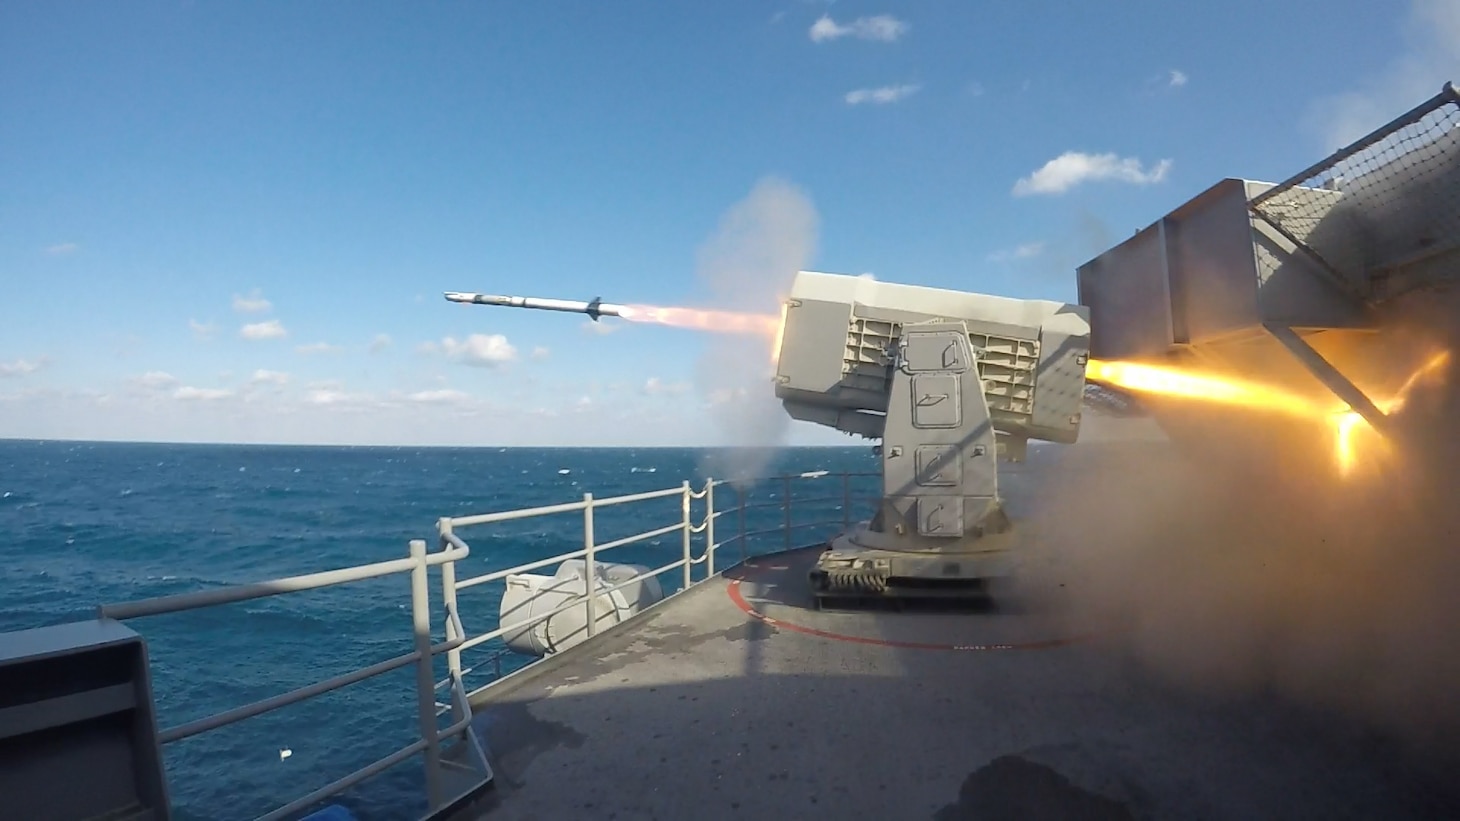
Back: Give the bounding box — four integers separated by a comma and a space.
691, 177, 819, 481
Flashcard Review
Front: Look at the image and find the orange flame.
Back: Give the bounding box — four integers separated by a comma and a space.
1328, 350, 1450, 476
1086, 351, 1451, 478
1083, 359, 1325, 419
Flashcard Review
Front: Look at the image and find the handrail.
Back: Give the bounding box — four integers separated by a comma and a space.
448, 498, 588, 528
99, 546, 469, 621
587, 485, 687, 508
455, 546, 590, 590
258, 738, 427, 821
159, 649, 420, 744
445, 469, 880, 697
88, 466, 878, 821
96, 538, 485, 821
594, 521, 684, 553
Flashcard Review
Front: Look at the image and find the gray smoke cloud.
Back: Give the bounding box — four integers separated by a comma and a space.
1022, 304, 1460, 788
691, 177, 819, 481
1005, 12, 1460, 788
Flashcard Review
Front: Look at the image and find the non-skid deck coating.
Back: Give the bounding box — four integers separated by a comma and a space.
451, 439, 1456, 821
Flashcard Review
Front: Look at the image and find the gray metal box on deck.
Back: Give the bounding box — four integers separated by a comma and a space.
1076, 178, 1371, 362
0, 619, 170, 821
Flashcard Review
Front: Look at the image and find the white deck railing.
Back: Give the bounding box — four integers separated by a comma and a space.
95, 469, 879, 820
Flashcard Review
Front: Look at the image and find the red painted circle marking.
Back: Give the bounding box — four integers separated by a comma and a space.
727, 565, 1090, 652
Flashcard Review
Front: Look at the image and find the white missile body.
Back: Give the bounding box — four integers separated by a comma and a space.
443, 292, 626, 321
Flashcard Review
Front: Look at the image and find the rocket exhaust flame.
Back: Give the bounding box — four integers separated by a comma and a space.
1328, 349, 1451, 476
617, 304, 782, 336
1083, 360, 1325, 420
1086, 351, 1451, 477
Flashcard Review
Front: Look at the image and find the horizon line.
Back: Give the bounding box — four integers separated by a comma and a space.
0, 436, 867, 450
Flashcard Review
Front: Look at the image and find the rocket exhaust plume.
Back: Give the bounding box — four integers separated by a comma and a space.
445, 292, 787, 366
1084, 351, 1450, 477
616, 304, 782, 337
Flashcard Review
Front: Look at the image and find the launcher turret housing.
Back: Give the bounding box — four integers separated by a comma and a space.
773, 271, 1091, 601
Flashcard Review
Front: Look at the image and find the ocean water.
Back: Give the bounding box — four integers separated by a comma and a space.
0, 440, 878, 820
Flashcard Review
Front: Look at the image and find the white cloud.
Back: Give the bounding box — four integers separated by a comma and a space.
407, 389, 468, 404
132, 371, 178, 390
369, 334, 393, 353
173, 386, 233, 401
988, 242, 1047, 262
643, 377, 691, 396
966, 81, 986, 97
240, 320, 288, 340
810, 14, 908, 42
1168, 69, 1188, 88
0, 359, 42, 378
583, 319, 619, 335
1012, 151, 1173, 196
845, 84, 920, 105
250, 369, 289, 386
189, 319, 218, 341
296, 342, 344, 355
531, 346, 551, 360
1306, 0, 1460, 152
415, 341, 440, 355
305, 389, 370, 406
440, 334, 517, 367
232, 290, 272, 313
45, 243, 79, 256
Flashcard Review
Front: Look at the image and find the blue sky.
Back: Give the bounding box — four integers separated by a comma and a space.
2, 1, 1456, 446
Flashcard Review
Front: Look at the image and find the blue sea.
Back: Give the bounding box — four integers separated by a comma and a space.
0, 440, 878, 820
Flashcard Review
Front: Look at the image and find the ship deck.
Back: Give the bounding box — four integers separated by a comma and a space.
446, 436, 1456, 821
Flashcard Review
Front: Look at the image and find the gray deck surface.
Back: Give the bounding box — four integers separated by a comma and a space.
451, 432, 1458, 821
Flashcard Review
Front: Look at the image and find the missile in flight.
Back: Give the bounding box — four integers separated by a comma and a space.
443, 292, 625, 321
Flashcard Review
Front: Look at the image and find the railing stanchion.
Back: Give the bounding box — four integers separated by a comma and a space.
583, 493, 597, 638
705, 479, 716, 577
682, 481, 693, 589
783, 475, 793, 551
410, 539, 444, 811
438, 519, 463, 723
